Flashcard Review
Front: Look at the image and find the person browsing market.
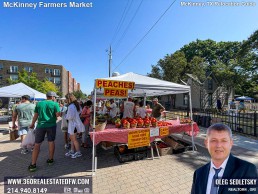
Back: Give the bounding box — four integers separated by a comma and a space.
151, 98, 165, 120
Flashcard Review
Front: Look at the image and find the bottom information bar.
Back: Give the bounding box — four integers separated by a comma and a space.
4, 176, 92, 194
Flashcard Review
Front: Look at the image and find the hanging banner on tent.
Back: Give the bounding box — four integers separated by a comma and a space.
103, 88, 128, 98
128, 129, 150, 149
95, 79, 135, 89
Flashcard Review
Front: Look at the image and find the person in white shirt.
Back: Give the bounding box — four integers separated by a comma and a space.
136, 101, 146, 118
64, 93, 84, 159
191, 123, 257, 194
121, 95, 135, 118
107, 99, 117, 118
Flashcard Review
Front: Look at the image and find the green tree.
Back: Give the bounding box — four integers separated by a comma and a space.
180, 39, 218, 65
73, 90, 87, 100
238, 30, 258, 57
41, 80, 59, 94
148, 51, 206, 84
7, 69, 60, 94
148, 38, 257, 98
235, 30, 258, 96
7, 70, 44, 91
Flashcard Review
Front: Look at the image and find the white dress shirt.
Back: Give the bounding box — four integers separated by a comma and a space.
206, 156, 229, 194
109, 103, 117, 118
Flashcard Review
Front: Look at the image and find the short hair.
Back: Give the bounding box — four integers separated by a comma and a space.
86, 100, 93, 106
207, 123, 232, 138
152, 98, 158, 102
21, 95, 30, 100
139, 101, 144, 107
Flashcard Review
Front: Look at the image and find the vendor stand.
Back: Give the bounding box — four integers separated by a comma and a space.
90, 120, 199, 145
91, 72, 197, 175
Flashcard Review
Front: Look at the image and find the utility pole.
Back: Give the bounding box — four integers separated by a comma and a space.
108, 45, 112, 77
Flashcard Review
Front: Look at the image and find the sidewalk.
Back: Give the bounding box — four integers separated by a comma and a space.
0, 122, 257, 194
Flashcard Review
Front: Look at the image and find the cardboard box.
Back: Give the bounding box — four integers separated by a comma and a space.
101, 141, 115, 150
162, 136, 184, 150
157, 142, 172, 156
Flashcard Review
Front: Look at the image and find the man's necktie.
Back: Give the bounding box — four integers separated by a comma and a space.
210, 167, 222, 194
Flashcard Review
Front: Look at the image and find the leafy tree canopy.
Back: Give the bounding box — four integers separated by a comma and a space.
7, 69, 59, 94
148, 30, 258, 98
73, 90, 87, 100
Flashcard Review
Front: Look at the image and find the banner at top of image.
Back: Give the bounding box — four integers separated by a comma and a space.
95, 79, 135, 90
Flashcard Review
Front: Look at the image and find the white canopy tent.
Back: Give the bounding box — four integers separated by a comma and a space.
0, 83, 46, 99
91, 72, 195, 174
95, 72, 190, 97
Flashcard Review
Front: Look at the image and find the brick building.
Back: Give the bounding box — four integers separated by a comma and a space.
0, 59, 80, 97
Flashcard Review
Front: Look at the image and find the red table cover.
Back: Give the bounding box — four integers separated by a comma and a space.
89, 120, 199, 145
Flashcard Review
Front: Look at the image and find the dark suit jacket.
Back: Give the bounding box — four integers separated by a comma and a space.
191, 154, 258, 194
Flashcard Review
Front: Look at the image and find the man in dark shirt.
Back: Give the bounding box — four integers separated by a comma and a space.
151, 98, 165, 120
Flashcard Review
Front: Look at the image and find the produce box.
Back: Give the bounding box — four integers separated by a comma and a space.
114, 146, 148, 163
114, 145, 134, 163
157, 142, 172, 156
134, 146, 148, 153
134, 151, 147, 160
162, 136, 186, 154
101, 141, 115, 150
134, 146, 148, 160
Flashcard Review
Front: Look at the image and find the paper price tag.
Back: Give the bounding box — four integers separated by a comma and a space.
150, 127, 159, 137
159, 126, 169, 136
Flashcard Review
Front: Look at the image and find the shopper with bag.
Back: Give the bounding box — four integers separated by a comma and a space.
12, 95, 35, 154
20, 128, 35, 150
65, 93, 85, 159
28, 91, 60, 172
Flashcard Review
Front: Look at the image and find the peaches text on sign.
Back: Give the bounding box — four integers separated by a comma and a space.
96, 80, 135, 89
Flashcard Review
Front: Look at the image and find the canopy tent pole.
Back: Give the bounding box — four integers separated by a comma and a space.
189, 89, 196, 152
143, 93, 147, 107
92, 88, 97, 175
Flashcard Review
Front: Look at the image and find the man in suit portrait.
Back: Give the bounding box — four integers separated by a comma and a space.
191, 123, 257, 194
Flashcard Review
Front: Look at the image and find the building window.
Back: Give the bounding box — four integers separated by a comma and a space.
24, 66, 33, 72
208, 79, 213, 90
10, 75, 18, 80
0, 75, 2, 80
47, 77, 53, 82
10, 66, 18, 73
54, 77, 61, 84
45, 68, 53, 74
208, 94, 212, 106
53, 69, 60, 76
183, 94, 188, 106
0, 64, 3, 70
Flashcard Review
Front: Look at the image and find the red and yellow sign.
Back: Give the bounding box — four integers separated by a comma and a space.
103, 88, 128, 98
159, 126, 169, 137
96, 79, 135, 89
128, 129, 150, 149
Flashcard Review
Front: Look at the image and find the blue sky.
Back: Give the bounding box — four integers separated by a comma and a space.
0, 0, 257, 95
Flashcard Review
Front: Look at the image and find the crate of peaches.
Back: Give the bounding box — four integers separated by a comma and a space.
180, 118, 192, 124
114, 117, 173, 129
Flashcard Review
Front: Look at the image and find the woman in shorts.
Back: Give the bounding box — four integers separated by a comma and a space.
65, 93, 84, 159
